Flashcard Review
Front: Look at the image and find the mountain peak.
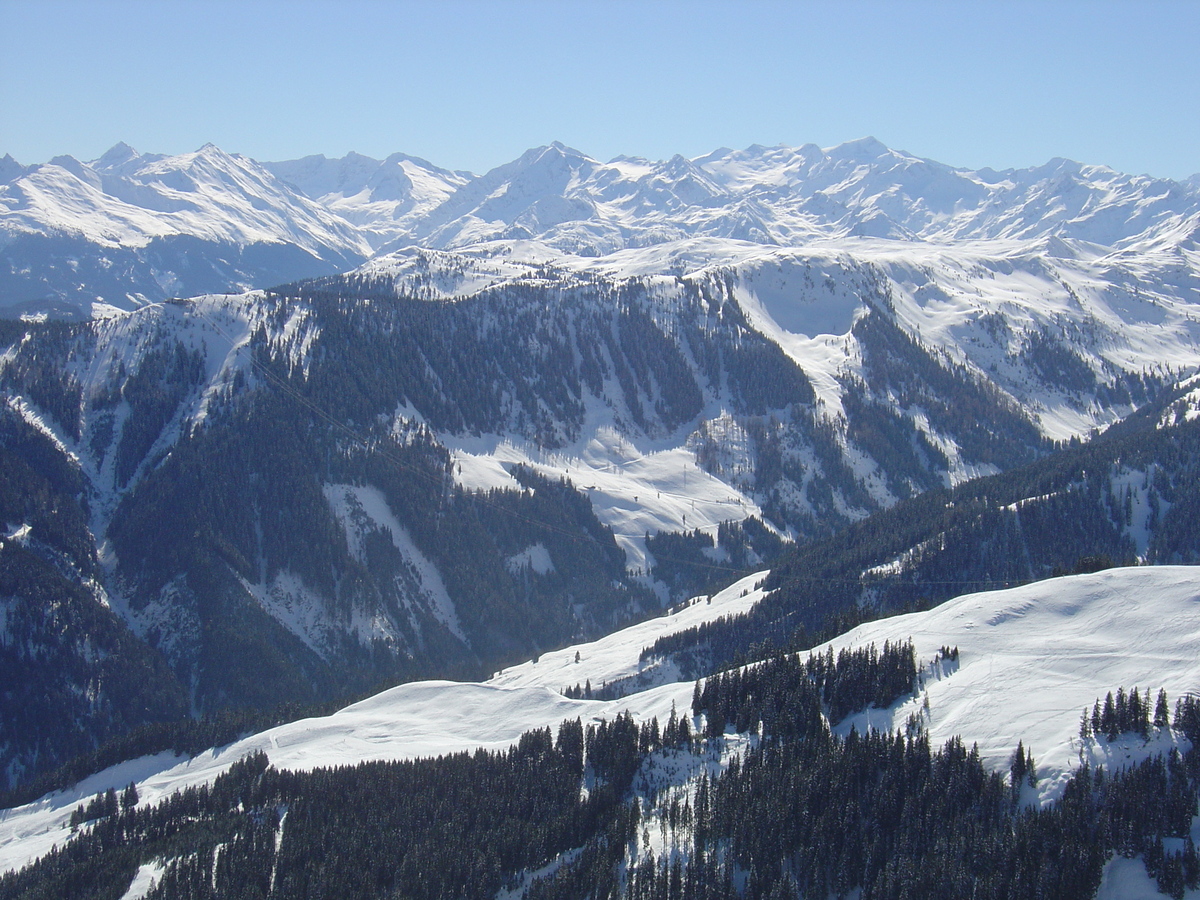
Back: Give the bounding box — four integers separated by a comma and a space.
827, 136, 892, 162
47, 154, 92, 180
97, 141, 139, 167
0, 152, 26, 184
499, 143, 598, 183
534, 142, 592, 164
193, 142, 236, 162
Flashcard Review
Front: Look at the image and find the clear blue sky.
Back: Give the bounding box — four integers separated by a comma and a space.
3, 0, 1197, 179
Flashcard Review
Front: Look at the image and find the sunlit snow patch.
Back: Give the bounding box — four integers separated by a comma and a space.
446, 428, 763, 574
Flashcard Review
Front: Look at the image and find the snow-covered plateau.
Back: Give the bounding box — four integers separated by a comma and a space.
3, 565, 1200, 899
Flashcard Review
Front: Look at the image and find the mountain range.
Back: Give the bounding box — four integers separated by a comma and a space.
3, 139, 1198, 318
3, 138, 1200, 898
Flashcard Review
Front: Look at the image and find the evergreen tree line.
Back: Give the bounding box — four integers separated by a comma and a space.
1, 724, 621, 900
512, 646, 1200, 900
0, 426, 187, 795
0, 699, 349, 811
0, 322, 88, 441
5, 640, 1200, 900
0, 642, 911, 898
1079, 686, 1171, 742
691, 641, 918, 740
646, 519, 785, 603
608, 733, 1196, 900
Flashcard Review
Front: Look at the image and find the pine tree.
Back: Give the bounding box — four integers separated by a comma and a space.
1103, 692, 1118, 740
1010, 741, 1028, 797
1155, 689, 1171, 729
1183, 836, 1199, 889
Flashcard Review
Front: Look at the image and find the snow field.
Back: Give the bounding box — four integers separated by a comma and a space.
445, 424, 766, 575
5, 567, 1200, 897
827, 566, 1200, 807
0, 573, 767, 875
1, 571, 1196, 853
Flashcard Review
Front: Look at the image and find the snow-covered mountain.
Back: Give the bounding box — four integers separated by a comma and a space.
4, 565, 1199, 899
4, 263, 1200, 796
278, 137, 1194, 255
0, 143, 370, 317
364, 138, 1200, 254
4, 138, 1198, 321
10, 138, 1197, 445
262, 151, 471, 249
5, 137, 1200, 806
359, 232, 1200, 443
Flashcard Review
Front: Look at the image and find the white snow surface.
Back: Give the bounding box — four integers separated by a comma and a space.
0, 144, 369, 257
1097, 855, 1179, 900
118, 860, 164, 900
446, 425, 763, 573
506, 543, 554, 576
5, 565, 1200, 891
828, 566, 1200, 808
0, 571, 767, 875
261, 151, 471, 250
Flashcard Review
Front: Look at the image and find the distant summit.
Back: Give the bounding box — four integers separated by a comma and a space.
2, 138, 1199, 317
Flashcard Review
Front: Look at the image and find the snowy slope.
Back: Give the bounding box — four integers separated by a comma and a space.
0, 144, 371, 315
5, 565, 1200, 888
826, 566, 1200, 803
445, 424, 764, 576
0, 571, 768, 874
8, 137, 1198, 319
5, 232, 1198, 758
365, 230, 1200, 443
5, 250, 1197, 700
694, 140, 1200, 248
1, 143, 369, 255
263, 151, 471, 249
351, 138, 1200, 255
